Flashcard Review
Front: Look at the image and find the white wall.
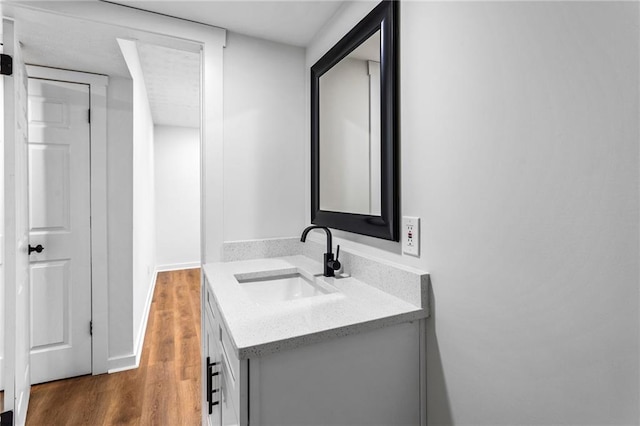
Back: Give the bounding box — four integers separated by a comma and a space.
118, 39, 156, 359
154, 125, 200, 269
223, 32, 306, 241
307, 2, 639, 424
106, 76, 134, 360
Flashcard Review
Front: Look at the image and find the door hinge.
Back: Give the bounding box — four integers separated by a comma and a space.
0, 54, 12, 76
90, 321, 93, 336
1, 410, 13, 426
88, 109, 91, 123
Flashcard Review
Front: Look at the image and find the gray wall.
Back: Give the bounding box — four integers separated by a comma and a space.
307, 2, 639, 424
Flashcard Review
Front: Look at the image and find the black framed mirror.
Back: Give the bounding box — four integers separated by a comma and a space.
311, 0, 399, 241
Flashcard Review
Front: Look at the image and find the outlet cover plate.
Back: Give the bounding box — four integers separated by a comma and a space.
402, 216, 420, 257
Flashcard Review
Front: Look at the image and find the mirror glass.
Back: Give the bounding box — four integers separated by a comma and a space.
319, 30, 381, 215
311, 0, 398, 241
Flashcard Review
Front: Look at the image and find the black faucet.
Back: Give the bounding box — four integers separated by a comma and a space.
300, 225, 341, 277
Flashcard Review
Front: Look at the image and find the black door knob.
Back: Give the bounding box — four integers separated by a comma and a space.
28, 244, 44, 254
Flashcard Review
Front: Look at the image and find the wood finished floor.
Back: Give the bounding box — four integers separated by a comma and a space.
26, 268, 202, 425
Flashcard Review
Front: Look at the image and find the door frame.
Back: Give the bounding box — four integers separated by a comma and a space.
26, 65, 109, 375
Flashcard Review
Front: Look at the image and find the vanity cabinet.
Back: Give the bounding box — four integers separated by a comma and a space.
204, 284, 244, 426
203, 277, 427, 426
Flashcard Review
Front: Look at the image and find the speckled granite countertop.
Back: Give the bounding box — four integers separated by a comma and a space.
203, 255, 428, 359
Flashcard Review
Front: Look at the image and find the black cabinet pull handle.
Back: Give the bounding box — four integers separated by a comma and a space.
206, 357, 212, 406
207, 356, 220, 414
29, 244, 44, 255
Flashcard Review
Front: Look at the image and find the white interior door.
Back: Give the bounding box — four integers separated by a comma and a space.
2, 16, 32, 426
27, 78, 92, 384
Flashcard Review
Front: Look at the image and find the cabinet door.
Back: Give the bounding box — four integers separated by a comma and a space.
221, 365, 239, 426
205, 313, 222, 426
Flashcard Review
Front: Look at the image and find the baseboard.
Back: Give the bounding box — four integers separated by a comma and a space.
107, 353, 138, 373
156, 261, 200, 272
107, 268, 158, 374
133, 268, 158, 367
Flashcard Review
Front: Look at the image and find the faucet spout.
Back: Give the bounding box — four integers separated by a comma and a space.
300, 225, 332, 255
300, 225, 340, 277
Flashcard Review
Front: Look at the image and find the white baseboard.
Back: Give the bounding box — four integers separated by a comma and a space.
107, 353, 138, 373
156, 261, 200, 272
133, 268, 158, 367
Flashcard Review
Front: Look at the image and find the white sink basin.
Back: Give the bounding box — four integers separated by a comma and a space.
235, 270, 334, 304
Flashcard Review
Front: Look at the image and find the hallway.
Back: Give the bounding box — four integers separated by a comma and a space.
26, 269, 202, 425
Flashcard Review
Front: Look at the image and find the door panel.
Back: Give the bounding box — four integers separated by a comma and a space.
30, 260, 69, 348
29, 144, 70, 230
27, 97, 68, 127
27, 78, 91, 384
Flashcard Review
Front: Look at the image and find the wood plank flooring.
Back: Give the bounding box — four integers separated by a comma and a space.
26, 268, 202, 425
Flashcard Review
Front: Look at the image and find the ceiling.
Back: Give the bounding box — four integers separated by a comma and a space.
16, 7, 131, 78
13, 0, 349, 128
137, 43, 201, 128
105, 1, 345, 47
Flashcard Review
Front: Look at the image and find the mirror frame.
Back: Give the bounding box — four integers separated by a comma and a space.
310, 0, 399, 241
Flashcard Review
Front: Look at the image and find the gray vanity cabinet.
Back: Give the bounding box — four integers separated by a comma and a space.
203, 276, 426, 426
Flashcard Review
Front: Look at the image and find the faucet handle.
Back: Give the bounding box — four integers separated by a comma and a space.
329, 245, 341, 272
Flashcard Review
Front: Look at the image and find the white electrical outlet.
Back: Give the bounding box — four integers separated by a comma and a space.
402, 216, 420, 256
